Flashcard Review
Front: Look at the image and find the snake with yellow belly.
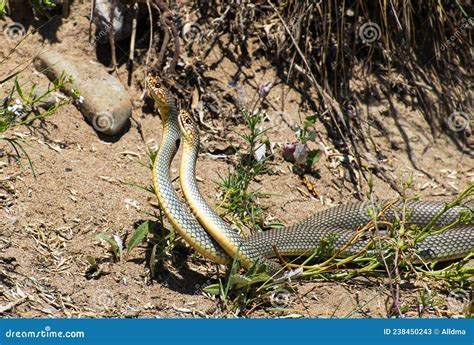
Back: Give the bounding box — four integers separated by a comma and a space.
147, 76, 474, 273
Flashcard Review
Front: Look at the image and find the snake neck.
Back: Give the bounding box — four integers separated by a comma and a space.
155, 100, 180, 166
153, 107, 180, 210
158, 133, 178, 166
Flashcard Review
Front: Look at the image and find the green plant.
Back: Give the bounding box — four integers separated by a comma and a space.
297, 181, 473, 316
128, 217, 178, 274
218, 109, 280, 232
417, 290, 443, 315
0, 72, 75, 175
1, 0, 57, 16
282, 113, 321, 174
294, 114, 318, 144
0, 0, 6, 15
202, 254, 295, 315
111, 151, 179, 276
95, 233, 123, 262
31, 0, 56, 9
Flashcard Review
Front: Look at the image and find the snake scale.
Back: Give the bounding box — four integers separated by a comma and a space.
148, 76, 474, 272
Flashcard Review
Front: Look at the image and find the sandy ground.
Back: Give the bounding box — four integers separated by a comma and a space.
0, 3, 472, 318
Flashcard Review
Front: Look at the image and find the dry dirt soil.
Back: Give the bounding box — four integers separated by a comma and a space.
0, 3, 472, 318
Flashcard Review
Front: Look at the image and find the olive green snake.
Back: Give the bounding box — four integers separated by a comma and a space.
147, 76, 474, 273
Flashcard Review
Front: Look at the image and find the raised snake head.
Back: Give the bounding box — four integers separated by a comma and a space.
178, 109, 200, 148
145, 76, 173, 119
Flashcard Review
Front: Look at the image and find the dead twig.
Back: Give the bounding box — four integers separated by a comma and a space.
108, 0, 118, 73
151, 0, 180, 73
127, 2, 139, 85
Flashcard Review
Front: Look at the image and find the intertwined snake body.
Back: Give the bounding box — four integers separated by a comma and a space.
147, 76, 229, 264
148, 76, 474, 271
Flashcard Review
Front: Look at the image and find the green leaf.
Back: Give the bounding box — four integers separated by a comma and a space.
367, 207, 376, 219
95, 233, 120, 260
304, 114, 318, 125
14, 78, 26, 102
229, 274, 252, 288
43, 0, 57, 7
127, 221, 151, 254
203, 284, 221, 295
229, 272, 269, 289
27, 83, 37, 101
306, 130, 317, 142
367, 174, 373, 190
307, 149, 321, 165
0, 0, 7, 15
247, 273, 271, 285
293, 124, 302, 139
149, 243, 158, 277
406, 174, 414, 187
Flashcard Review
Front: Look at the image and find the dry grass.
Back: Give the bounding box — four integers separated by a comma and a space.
168, 0, 472, 191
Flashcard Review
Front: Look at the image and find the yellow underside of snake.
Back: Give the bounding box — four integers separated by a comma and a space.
147, 76, 474, 273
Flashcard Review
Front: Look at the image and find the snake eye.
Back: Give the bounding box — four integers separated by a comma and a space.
185, 118, 193, 125
146, 76, 160, 89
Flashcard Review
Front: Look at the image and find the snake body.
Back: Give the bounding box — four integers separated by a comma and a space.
147, 76, 229, 265
149, 77, 473, 271
247, 201, 473, 262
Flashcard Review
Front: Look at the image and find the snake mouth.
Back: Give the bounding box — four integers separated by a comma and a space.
178, 112, 185, 129
177, 114, 188, 139
178, 112, 200, 147
178, 111, 192, 134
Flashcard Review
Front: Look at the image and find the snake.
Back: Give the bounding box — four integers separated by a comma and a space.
147, 76, 229, 265
148, 76, 474, 272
